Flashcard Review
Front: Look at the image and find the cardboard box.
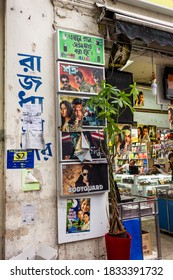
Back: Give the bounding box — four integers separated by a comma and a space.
10, 243, 58, 260
142, 230, 152, 255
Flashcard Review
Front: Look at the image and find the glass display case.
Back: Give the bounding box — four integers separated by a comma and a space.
114, 174, 138, 196
114, 174, 172, 197
135, 174, 172, 197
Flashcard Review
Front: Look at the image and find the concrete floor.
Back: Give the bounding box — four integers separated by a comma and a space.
142, 218, 173, 260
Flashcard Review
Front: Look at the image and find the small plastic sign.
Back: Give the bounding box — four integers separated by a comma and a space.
7, 149, 34, 169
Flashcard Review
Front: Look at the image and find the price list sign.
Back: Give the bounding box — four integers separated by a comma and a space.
56, 29, 105, 65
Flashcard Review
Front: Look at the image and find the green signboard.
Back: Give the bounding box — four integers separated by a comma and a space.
56, 29, 105, 65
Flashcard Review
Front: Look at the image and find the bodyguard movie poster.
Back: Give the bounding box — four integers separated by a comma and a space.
61, 162, 109, 196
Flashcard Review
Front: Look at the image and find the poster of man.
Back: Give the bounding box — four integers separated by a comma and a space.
61, 131, 105, 161
58, 95, 105, 131
66, 198, 90, 234
57, 61, 104, 94
61, 162, 109, 196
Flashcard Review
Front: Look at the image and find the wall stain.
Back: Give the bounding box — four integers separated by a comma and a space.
6, 228, 29, 242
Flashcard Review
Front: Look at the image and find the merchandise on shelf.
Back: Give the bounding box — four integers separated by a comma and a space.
115, 173, 172, 197
129, 143, 149, 173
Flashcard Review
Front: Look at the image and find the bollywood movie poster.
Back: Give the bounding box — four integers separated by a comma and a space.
61, 162, 109, 196
58, 95, 106, 131
138, 124, 154, 143
57, 61, 104, 95
116, 124, 132, 154
66, 198, 91, 234
109, 41, 131, 69
60, 130, 106, 161
56, 29, 105, 65
148, 125, 156, 142
168, 106, 173, 129
132, 128, 138, 143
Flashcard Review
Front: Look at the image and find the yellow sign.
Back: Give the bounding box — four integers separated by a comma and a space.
145, 0, 173, 9
14, 152, 27, 161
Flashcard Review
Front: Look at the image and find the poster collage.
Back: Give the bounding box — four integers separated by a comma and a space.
56, 29, 108, 234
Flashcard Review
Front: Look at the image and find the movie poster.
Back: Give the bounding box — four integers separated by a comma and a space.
138, 125, 156, 143
134, 91, 145, 107
56, 29, 105, 65
61, 131, 106, 161
148, 125, 156, 142
168, 106, 173, 129
132, 128, 138, 143
115, 124, 132, 154
66, 198, 91, 234
61, 162, 109, 196
58, 95, 105, 131
57, 61, 104, 95
109, 41, 131, 69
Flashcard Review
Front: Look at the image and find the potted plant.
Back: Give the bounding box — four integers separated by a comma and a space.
87, 79, 138, 260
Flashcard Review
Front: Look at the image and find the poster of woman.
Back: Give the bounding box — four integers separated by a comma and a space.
58, 95, 105, 130
66, 198, 90, 234
168, 106, 173, 129
117, 124, 132, 153
134, 91, 145, 107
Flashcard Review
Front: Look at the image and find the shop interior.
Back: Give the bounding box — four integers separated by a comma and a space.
104, 23, 173, 259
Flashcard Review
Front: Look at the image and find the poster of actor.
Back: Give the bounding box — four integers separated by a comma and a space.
57, 61, 104, 94
66, 198, 90, 234
61, 162, 109, 196
117, 124, 132, 154
61, 131, 106, 161
59, 95, 105, 131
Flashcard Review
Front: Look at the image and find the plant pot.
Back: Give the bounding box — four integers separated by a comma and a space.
105, 232, 132, 260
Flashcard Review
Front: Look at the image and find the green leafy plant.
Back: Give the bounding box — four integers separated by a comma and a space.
87, 80, 138, 234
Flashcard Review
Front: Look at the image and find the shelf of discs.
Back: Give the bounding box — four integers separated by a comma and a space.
129, 142, 148, 174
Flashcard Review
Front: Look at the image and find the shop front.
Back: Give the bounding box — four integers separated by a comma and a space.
2, 0, 173, 260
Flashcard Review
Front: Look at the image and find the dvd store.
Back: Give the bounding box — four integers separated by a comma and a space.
1, 0, 173, 260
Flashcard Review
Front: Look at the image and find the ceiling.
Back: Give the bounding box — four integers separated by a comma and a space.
120, 44, 173, 86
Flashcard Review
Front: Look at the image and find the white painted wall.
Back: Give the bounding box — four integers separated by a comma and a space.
5, 0, 57, 259
0, 0, 5, 260
4, 0, 107, 260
